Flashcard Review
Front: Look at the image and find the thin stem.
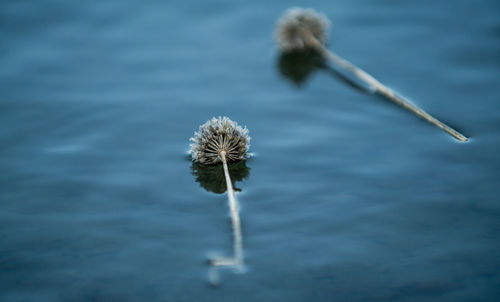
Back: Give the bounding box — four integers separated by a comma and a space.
207, 151, 244, 285
302, 30, 468, 142
220, 151, 244, 268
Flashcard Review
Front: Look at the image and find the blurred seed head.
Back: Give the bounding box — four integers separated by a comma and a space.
190, 117, 250, 165
275, 7, 330, 53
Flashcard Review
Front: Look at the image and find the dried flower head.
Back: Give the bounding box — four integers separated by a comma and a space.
276, 7, 330, 53
190, 117, 250, 165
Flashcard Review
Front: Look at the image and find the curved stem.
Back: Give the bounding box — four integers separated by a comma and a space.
220, 151, 244, 267
208, 151, 244, 285
302, 31, 468, 142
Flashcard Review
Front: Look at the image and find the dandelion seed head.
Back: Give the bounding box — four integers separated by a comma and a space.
275, 7, 330, 53
190, 117, 251, 165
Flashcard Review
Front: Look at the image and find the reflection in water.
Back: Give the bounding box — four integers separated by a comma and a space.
207, 214, 245, 286
191, 161, 251, 285
277, 51, 325, 87
190, 160, 250, 194
277, 51, 375, 93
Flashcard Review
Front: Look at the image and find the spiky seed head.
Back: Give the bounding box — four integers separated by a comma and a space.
275, 7, 330, 53
190, 117, 251, 165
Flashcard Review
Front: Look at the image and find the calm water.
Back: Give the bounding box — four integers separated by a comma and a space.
1, 0, 500, 301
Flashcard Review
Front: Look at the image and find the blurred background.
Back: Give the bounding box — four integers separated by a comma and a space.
1, 0, 499, 301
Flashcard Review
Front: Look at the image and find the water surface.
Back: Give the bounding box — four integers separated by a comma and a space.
1, 0, 499, 301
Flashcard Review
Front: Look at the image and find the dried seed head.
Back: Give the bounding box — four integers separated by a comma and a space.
190, 117, 251, 165
275, 7, 330, 53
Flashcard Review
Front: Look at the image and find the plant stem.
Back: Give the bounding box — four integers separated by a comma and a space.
207, 152, 245, 284
302, 30, 469, 142
220, 151, 244, 268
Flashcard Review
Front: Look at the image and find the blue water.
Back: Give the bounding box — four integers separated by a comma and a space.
1, 0, 499, 301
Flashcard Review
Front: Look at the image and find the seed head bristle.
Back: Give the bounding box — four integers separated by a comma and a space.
275, 7, 330, 53
190, 117, 251, 165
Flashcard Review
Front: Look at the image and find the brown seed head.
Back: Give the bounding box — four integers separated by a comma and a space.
276, 7, 330, 52
190, 117, 251, 165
